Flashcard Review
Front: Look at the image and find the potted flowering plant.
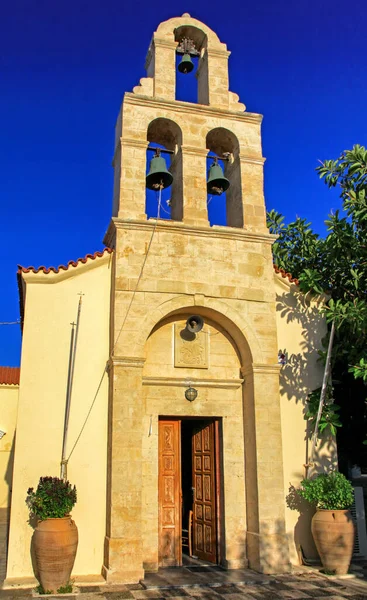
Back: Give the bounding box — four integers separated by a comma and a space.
26, 477, 78, 593
298, 471, 355, 574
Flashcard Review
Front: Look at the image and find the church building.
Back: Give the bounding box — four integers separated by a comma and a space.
0, 14, 334, 586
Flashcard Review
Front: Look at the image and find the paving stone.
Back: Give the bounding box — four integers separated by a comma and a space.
184, 596, 229, 600
104, 586, 141, 593
183, 592, 221, 599
76, 595, 105, 600
159, 591, 189, 597
334, 588, 367, 597
132, 592, 169, 599
127, 586, 145, 591
104, 592, 135, 599
207, 595, 256, 600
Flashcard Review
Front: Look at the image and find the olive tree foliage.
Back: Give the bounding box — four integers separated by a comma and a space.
267, 145, 367, 442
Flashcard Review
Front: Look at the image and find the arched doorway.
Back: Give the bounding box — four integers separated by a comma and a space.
141, 308, 253, 571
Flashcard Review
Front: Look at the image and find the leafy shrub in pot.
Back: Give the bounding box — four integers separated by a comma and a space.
298, 471, 355, 574
26, 477, 78, 593
298, 471, 354, 510
26, 476, 77, 519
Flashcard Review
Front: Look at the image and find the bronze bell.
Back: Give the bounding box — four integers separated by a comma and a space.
146, 150, 173, 190
207, 158, 230, 195
178, 53, 194, 74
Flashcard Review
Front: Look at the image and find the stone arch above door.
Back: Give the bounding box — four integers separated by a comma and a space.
129, 295, 264, 367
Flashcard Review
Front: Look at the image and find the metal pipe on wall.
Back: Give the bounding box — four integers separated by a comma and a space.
60, 295, 83, 480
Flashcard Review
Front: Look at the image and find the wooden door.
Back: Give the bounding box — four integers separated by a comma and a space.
158, 420, 181, 566
192, 421, 217, 563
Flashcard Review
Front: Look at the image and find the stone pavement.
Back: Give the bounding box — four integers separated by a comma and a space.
1, 572, 367, 599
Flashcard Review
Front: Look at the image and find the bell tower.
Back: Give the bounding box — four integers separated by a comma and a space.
104, 14, 290, 583
109, 13, 267, 231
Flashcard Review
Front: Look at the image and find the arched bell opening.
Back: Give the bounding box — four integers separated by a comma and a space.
206, 128, 243, 228
175, 53, 199, 103
206, 152, 228, 227
174, 25, 209, 105
146, 118, 183, 221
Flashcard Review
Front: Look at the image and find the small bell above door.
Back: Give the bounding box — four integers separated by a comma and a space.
207, 158, 230, 196
178, 53, 194, 74
146, 150, 174, 190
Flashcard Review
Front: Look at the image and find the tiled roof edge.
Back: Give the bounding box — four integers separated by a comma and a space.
0, 366, 20, 385
17, 247, 113, 275
273, 264, 299, 286
17, 248, 113, 330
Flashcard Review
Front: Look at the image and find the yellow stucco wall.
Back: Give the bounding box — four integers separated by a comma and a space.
0, 382, 19, 582
275, 275, 337, 564
0, 384, 18, 511
6, 253, 112, 581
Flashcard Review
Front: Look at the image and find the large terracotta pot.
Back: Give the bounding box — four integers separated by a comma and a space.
311, 509, 355, 574
33, 516, 78, 592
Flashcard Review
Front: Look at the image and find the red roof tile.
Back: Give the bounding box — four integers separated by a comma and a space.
273, 264, 299, 286
17, 248, 113, 330
17, 248, 113, 275
0, 366, 20, 385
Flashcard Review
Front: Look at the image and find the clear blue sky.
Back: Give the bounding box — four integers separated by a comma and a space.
1, 0, 366, 366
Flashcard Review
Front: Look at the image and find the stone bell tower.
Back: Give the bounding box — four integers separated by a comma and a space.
104, 14, 290, 583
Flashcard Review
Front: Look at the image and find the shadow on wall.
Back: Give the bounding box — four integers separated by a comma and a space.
244, 520, 291, 573
286, 453, 337, 561
277, 290, 324, 404
0, 435, 16, 584
277, 289, 338, 562
277, 290, 335, 451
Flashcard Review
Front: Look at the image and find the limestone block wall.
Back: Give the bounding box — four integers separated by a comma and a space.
111, 222, 277, 363
275, 275, 337, 564
6, 254, 112, 581
112, 95, 267, 232
105, 12, 295, 579
105, 214, 291, 577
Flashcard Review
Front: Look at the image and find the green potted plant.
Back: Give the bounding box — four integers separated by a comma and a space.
26, 477, 78, 593
298, 471, 355, 574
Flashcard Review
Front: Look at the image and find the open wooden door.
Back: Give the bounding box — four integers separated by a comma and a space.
192, 421, 217, 563
158, 420, 181, 566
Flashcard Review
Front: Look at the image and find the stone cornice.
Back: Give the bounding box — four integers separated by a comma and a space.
112, 137, 149, 165
143, 376, 243, 389
109, 356, 146, 369
124, 93, 263, 124
241, 363, 282, 377
152, 37, 178, 50
240, 155, 266, 166
205, 47, 231, 59
120, 138, 149, 149
181, 145, 209, 157
110, 218, 277, 245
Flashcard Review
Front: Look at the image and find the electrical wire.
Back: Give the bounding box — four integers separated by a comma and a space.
0, 320, 20, 325
67, 187, 163, 462
112, 187, 162, 353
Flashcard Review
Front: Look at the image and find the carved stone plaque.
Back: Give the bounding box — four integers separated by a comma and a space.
174, 324, 208, 368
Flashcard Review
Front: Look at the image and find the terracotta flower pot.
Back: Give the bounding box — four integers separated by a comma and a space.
33, 516, 78, 592
311, 509, 355, 575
